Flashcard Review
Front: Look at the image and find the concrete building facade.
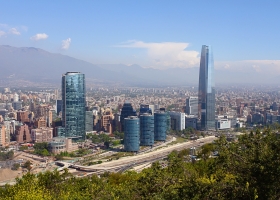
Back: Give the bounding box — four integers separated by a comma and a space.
14, 124, 31, 143
31, 127, 53, 143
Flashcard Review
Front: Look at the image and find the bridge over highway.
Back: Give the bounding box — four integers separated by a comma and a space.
55, 136, 216, 173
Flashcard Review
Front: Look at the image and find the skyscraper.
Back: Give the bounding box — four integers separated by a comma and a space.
124, 116, 140, 152
198, 45, 215, 130
62, 72, 86, 140
154, 111, 167, 141
56, 99, 63, 115
120, 101, 136, 131
140, 113, 154, 146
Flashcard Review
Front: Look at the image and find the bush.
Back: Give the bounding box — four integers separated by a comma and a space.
12, 163, 20, 170
19, 146, 28, 151
0, 150, 14, 161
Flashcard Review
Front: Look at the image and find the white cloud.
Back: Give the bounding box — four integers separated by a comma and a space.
9, 28, 20, 35
0, 24, 27, 38
0, 31, 5, 37
61, 38, 71, 50
216, 60, 280, 74
30, 33, 48, 41
116, 40, 200, 69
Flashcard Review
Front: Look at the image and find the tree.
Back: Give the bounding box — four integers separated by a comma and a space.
1, 129, 280, 199
41, 149, 49, 156
12, 163, 20, 170
113, 131, 124, 139
198, 143, 216, 160
0, 150, 14, 161
33, 142, 50, 156
23, 160, 32, 171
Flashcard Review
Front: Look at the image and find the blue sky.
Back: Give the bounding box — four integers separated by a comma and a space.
0, 1, 280, 73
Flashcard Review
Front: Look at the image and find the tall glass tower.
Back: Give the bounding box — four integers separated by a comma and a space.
62, 72, 86, 140
140, 113, 154, 146
154, 111, 167, 141
120, 101, 136, 131
198, 45, 215, 130
124, 116, 140, 152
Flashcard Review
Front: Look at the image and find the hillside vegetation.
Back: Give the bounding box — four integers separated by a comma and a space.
1, 129, 280, 199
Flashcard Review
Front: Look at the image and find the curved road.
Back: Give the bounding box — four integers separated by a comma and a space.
66, 136, 216, 171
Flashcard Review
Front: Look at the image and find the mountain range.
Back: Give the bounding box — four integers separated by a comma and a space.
0, 45, 274, 88
0, 45, 201, 87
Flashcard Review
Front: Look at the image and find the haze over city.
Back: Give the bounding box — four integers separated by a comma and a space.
1, 1, 280, 85
2, 2, 280, 199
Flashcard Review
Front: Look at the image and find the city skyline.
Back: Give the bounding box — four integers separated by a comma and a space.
0, 1, 280, 82
1, 1, 280, 196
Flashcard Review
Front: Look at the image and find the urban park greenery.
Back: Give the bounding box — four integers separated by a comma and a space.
1, 128, 280, 199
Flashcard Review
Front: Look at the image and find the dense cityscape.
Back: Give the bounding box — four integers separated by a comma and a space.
1, 1, 280, 199
0, 44, 280, 184
0, 44, 280, 198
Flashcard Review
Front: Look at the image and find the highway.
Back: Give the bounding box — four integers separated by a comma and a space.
57, 136, 216, 172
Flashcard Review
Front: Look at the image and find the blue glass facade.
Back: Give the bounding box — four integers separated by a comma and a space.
120, 102, 136, 131
56, 126, 65, 137
154, 112, 167, 141
12, 102, 22, 110
56, 100, 63, 115
124, 116, 140, 152
139, 107, 152, 115
166, 113, 171, 134
62, 72, 86, 140
198, 45, 215, 130
140, 114, 154, 146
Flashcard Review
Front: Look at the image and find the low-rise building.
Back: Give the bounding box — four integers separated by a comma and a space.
48, 137, 79, 154
216, 118, 231, 130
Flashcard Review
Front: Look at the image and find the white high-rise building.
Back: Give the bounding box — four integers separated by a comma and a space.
168, 111, 185, 131
185, 96, 198, 116
13, 93, 19, 102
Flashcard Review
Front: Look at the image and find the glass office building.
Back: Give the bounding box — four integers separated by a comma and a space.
198, 45, 215, 130
185, 96, 198, 116
120, 101, 136, 131
154, 111, 167, 141
62, 72, 86, 140
140, 114, 154, 146
124, 116, 140, 152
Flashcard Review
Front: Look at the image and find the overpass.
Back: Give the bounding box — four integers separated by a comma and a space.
55, 136, 216, 173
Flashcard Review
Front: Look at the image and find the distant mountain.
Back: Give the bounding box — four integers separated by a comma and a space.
0, 45, 278, 88
0, 45, 121, 85
0, 45, 199, 87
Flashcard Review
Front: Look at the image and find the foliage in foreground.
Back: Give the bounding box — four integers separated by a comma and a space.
1, 129, 280, 199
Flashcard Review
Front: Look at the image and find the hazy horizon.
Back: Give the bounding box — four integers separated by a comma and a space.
1, 1, 280, 86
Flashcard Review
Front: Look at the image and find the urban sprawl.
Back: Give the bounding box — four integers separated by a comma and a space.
0, 45, 279, 185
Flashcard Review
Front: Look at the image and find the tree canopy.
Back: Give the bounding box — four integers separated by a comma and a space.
1, 129, 280, 199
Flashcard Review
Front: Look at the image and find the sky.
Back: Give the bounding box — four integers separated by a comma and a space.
1, 1, 280, 77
